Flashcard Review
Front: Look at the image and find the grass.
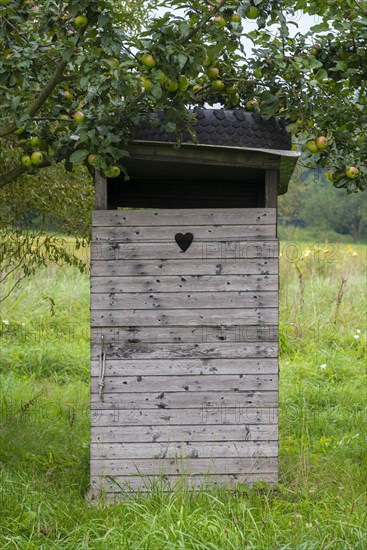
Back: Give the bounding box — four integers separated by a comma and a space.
0, 238, 366, 548
278, 223, 363, 244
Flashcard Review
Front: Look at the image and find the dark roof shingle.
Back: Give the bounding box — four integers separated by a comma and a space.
134, 109, 291, 151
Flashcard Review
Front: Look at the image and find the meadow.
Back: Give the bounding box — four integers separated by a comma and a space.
0, 235, 366, 549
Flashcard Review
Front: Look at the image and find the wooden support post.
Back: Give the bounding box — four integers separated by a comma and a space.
94, 171, 108, 210
265, 169, 279, 209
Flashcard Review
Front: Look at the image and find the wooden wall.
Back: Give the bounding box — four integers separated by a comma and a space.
90, 208, 278, 496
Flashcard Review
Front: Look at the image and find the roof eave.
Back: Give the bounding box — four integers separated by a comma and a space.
131, 139, 300, 195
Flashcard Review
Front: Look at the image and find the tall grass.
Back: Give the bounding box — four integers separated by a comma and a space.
0, 239, 366, 548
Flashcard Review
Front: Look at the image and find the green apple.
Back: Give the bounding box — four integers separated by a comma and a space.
213, 15, 226, 27
211, 79, 225, 91
59, 114, 70, 120
105, 166, 121, 178
246, 99, 258, 111
316, 136, 328, 150
73, 110, 85, 124
31, 137, 47, 151
141, 54, 157, 69
306, 140, 319, 154
31, 151, 43, 165
230, 13, 241, 23
156, 70, 167, 84
207, 66, 220, 79
325, 171, 335, 181
30, 136, 41, 147
21, 155, 32, 167
307, 119, 314, 128
165, 79, 179, 92
226, 86, 237, 94
14, 125, 26, 135
63, 90, 73, 100
310, 44, 320, 56
139, 76, 153, 91
345, 166, 359, 179
74, 15, 88, 28
229, 92, 240, 105
87, 154, 97, 166
178, 75, 189, 91
246, 6, 259, 19
192, 84, 203, 93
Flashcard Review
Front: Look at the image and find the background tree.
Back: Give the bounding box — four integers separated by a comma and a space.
278, 166, 310, 226
279, 166, 367, 241
300, 178, 367, 242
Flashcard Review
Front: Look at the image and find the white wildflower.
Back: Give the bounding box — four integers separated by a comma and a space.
2, 320, 9, 325
320, 364, 327, 369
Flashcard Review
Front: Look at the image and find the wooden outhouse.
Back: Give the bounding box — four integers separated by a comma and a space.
90, 110, 299, 497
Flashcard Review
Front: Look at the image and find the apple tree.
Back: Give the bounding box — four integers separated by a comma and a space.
247, 0, 367, 192
1, 0, 366, 192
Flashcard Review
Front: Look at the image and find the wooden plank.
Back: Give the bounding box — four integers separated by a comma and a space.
90, 391, 278, 409
90, 472, 278, 494
91, 275, 278, 293
91, 373, 277, 393
90, 424, 278, 443
91, 258, 278, 277
91, 291, 278, 310
94, 225, 276, 242
90, 326, 278, 346
90, 441, 278, 460
91, 241, 279, 261
90, 358, 278, 377
90, 342, 278, 361
91, 408, 278, 427
94, 172, 108, 210
90, 457, 278, 476
92, 209, 277, 227
91, 308, 278, 327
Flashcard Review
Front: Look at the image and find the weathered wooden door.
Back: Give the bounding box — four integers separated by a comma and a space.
90, 208, 278, 496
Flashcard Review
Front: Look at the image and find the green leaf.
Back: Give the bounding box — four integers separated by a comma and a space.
98, 14, 109, 27
69, 149, 89, 163
61, 48, 74, 62
151, 84, 162, 99
310, 22, 330, 33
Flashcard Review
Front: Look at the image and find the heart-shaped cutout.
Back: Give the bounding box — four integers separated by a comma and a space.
175, 232, 194, 253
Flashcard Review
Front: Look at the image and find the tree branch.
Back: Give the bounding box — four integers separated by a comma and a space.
179, 0, 227, 45
0, 164, 27, 186
1, 16, 30, 45
0, 59, 69, 137
0, 28, 86, 138
0, 160, 51, 187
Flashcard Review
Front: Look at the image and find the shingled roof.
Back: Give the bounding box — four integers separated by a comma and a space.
134, 109, 292, 151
